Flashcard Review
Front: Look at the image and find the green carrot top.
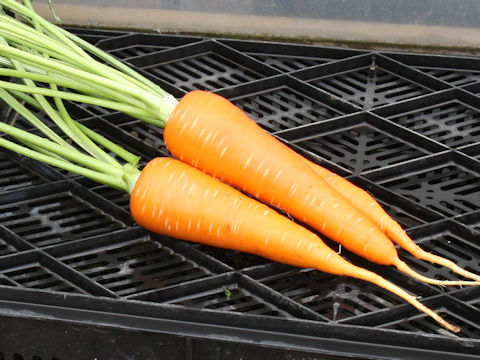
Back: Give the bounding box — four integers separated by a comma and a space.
0, 0, 179, 193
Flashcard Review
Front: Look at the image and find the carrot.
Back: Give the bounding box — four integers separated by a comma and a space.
163, 90, 479, 287
130, 157, 460, 333
300, 156, 480, 282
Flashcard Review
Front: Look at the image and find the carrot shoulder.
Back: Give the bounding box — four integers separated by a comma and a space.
163, 91, 479, 287
130, 157, 459, 333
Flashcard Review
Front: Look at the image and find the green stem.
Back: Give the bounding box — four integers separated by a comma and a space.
0, 10, 165, 104
0, 44, 161, 109
12, 7, 123, 167
9, 90, 143, 166
60, 26, 169, 97
0, 68, 148, 110
1, 38, 110, 163
1, 2, 172, 102
10, 87, 167, 128
0, 78, 161, 120
5, 89, 121, 167
0, 121, 123, 176
1, 0, 88, 57
0, 135, 130, 191
0, 16, 139, 91
0, 34, 77, 147
77, 123, 141, 166
0, 87, 70, 146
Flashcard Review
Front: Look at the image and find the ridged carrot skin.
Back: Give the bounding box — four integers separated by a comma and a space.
164, 91, 478, 287
130, 157, 350, 273
164, 91, 396, 265
130, 157, 459, 332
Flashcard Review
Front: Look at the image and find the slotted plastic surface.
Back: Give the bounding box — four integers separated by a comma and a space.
387, 304, 479, 339
259, 269, 406, 321
98, 33, 201, 60
0, 31, 480, 360
61, 237, 211, 297
385, 52, 480, 88
0, 153, 47, 192
158, 274, 292, 318
0, 187, 126, 247
232, 85, 344, 132
421, 69, 480, 87
283, 113, 445, 175
142, 52, 262, 92
383, 100, 480, 149
0, 239, 17, 257
220, 40, 367, 73
0, 254, 86, 293
293, 124, 428, 174
129, 41, 278, 93
307, 66, 432, 110
370, 162, 480, 217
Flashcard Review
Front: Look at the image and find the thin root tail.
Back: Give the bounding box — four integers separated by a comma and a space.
362, 271, 461, 333
417, 251, 480, 282
394, 259, 480, 287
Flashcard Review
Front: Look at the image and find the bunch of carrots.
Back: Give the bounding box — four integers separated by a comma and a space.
0, 0, 478, 334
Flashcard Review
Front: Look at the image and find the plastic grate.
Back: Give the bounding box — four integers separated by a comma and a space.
232, 86, 343, 132
294, 124, 429, 174
60, 238, 211, 297
371, 162, 480, 217
0, 238, 17, 257
306, 65, 432, 110
190, 244, 272, 270
147, 53, 264, 92
384, 52, 480, 88
341, 177, 443, 229
98, 113, 169, 159
129, 40, 278, 93
97, 33, 202, 60
0, 32, 480, 359
420, 68, 480, 87
168, 282, 288, 317
385, 100, 480, 149
4, 264, 77, 292
63, 27, 130, 45
220, 39, 367, 73
284, 113, 443, 175
0, 153, 47, 193
455, 211, 480, 233
259, 269, 408, 321
252, 54, 325, 72
81, 182, 131, 211
0, 255, 86, 293
0, 188, 126, 248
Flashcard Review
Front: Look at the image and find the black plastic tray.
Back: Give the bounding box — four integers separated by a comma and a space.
0, 30, 480, 360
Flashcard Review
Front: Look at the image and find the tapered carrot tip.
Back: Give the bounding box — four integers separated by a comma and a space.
418, 251, 480, 282
361, 272, 461, 334
394, 259, 480, 287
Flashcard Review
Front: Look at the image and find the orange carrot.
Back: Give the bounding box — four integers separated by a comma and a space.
300, 156, 480, 282
163, 90, 479, 287
130, 157, 460, 333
